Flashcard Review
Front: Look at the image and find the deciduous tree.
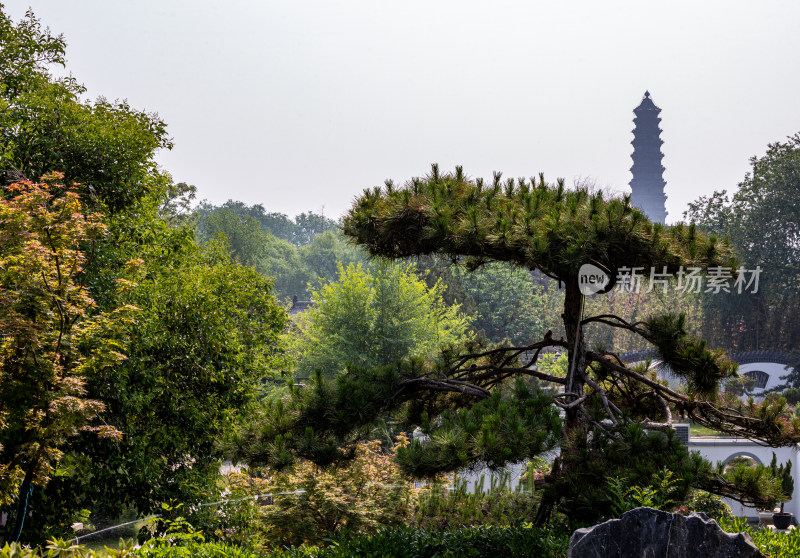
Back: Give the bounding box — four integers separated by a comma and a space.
0, 177, 133, 540
0, 8, 172, 213
288, 262, 472, 377
685, 133, 800, 355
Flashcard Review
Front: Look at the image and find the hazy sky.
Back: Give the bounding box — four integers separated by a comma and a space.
5, 1, 800, 221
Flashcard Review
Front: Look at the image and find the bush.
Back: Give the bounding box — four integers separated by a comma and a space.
135, 541, 262, 558
679, 490, 734, 521
0, 524, 570, 558
161, 447, 554, 551
321, 525, 570, 558
718, 516, 800, 557
412, 470, 543, 529
214, 439, 416, 548
0, 538, 138, 557
549, 423, 710, 523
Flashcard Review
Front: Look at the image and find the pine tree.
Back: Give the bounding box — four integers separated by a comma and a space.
239, 166, 799, 523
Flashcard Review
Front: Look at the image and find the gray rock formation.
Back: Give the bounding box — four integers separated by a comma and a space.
567, 507, 764, 558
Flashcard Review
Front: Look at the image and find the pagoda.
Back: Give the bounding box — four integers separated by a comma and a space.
629, 91, 667, 224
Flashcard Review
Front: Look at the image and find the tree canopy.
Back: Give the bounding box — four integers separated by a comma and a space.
287, 262, 472, 377
685, 133, 800, 359
0, 8, 172, 213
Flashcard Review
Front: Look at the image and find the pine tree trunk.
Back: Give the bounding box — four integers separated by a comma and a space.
534, 282, 585, 525
563, 281, 586, 433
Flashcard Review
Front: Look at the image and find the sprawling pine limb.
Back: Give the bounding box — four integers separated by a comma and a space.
396, 377, 491, 399
581, 314, 647, 334
588, 350, 800, 445
431, 336, 571, 390
387, 337, 571, 402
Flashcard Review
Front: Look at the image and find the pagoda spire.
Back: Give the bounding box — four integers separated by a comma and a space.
629, 91, 668, 224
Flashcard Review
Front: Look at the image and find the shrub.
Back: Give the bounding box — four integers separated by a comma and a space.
412, 470, 543, 529
0, 538, 138, 557
215, 439, 416, 548
549, 423, 709, 523
135, 541, 262, 558
277, 525, 570, 558
719, 516, 800, 557
680, 490, 734, 521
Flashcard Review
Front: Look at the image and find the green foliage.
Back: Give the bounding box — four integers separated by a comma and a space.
235, 360, 425, 468
412, 473, 542, 529
769, 453, 794, 509
195, 201, 337, 247
0, 5, 192, 526
135, 507, 269, 556
685, 133, 800, 355
248, 163, 800, 527
0, 538, 138, 557
195, 204, 369, 302
0, 7, 67, 100
0, 179, 134, 539
139, 503, 206, 548
289, 262, 472, 376
219, 443, 560, 550
315, 525, 571, 558
535, 353, 568, 380
416, 259, 562, 345
709, 455, 786, 511
220, 440, 413, 549
606, 469, 682, 517
783, 388, 800, 406
195, 206, 313, 300
132, 525, 571, 558
583, 285, 704, 354
0, 4, 292, 546
551, 423, 711, 523
718, 516, 800, 557
455, 264, 559, 345
236, 357, 560, 477
259, 237, 314, 302
0, 7, 172, 214
18, 231, 287, 541
643, 313, 738, 397
135, 542, 261, 558
344, 165, 735, 284
397, 379, 561, 477
680, 490, 734, 521
298, 231, 367, 286
70, 242, 285, 519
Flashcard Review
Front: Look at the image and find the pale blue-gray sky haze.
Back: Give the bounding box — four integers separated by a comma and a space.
5, 1, 800, 221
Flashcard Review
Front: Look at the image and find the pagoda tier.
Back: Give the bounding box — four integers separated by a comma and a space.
629, 91, 667, 224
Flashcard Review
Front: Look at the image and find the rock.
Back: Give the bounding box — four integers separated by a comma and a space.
567, 507, 764, 558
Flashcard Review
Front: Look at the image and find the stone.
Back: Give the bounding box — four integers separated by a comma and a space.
567, 507, 764, 558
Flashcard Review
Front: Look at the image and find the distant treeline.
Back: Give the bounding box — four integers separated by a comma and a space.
196, 129, 800, 366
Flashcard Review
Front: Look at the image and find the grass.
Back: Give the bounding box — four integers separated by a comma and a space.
689, 423, 731, 437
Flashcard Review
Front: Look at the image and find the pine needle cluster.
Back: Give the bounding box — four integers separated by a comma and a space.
344, 165, 736, 282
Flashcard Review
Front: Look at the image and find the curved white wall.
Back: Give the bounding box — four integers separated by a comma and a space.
689, 438, 800, 518
737, 361, 792, 395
